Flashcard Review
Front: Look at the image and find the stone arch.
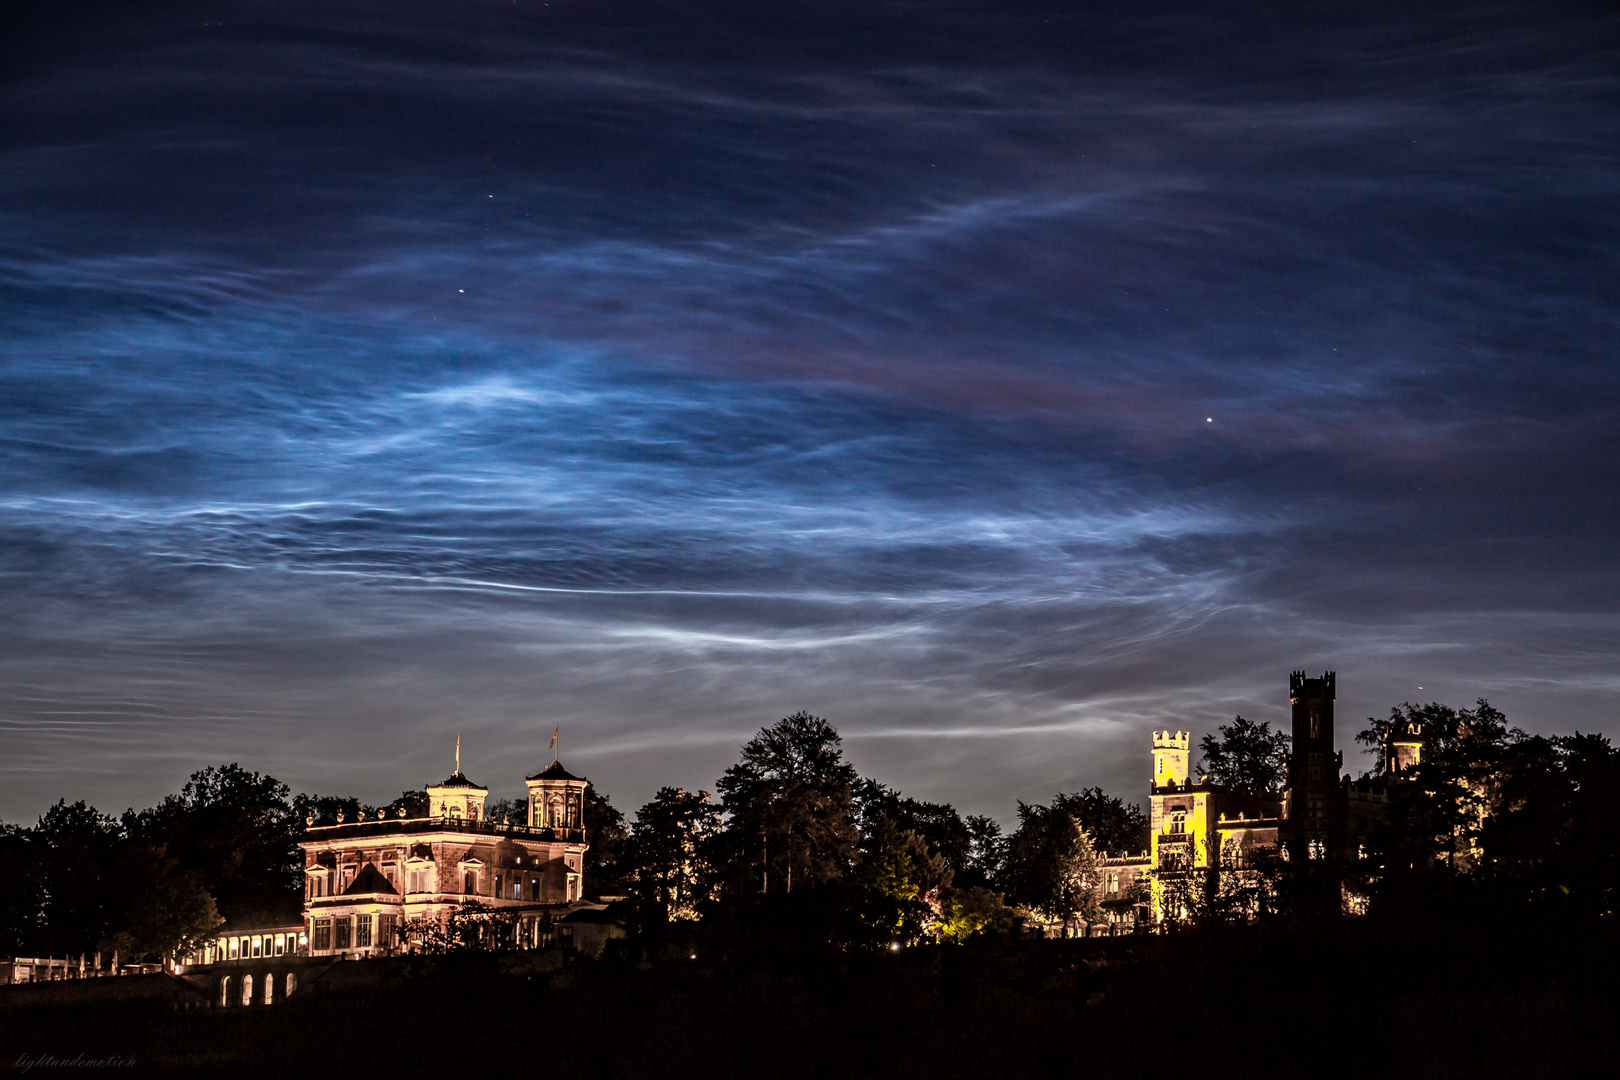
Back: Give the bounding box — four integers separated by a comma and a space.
241, 973, 254, 1006
219, 976, 232, 1007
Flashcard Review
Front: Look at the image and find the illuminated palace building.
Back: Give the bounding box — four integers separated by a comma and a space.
191, 753, 593, 965
1097, 671, 1409, 926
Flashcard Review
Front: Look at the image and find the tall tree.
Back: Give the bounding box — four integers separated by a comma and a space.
1357, 699, 1528, 910
1048, 788, 1148, 857
108, 866, 224, 965
853, 778, 973, 882
1001, 799, 1102, 925
0, 820, 35, 955
138, 765, 303, 926
624, 788, 721, 920
22, 800, 126, 955
1199, 717, 1290, 793
961, 814, 1007, 889
853, 817, 946, 939
716, 711, 860, 894
583, 783, 628, 892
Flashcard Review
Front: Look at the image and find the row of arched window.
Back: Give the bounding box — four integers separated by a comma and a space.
218, 971, 296, 1007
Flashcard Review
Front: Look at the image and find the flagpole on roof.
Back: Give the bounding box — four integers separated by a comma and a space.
456, 733, 461, 775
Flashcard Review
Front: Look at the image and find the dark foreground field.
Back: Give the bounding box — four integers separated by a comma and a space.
3, 916, 1613, 1079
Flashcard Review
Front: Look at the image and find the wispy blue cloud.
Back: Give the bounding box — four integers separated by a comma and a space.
1, 0, 1616, 821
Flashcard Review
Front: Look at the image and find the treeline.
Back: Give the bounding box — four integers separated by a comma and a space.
0, 768, 422, 963
595, 711, 1148, 949
0, 711, 1146, 962
1351, 699, 1620, 921
3, 699, 1616, 964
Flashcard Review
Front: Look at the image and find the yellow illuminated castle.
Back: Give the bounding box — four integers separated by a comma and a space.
1094, 671, 1408, 928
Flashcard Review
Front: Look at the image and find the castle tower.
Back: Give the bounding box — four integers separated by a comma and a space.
426, 736, 488, 821
1386, 720, 1423, 775
1287, 670, 1337, 845
526, 761, 589, 838
1152, 731, 1190, 789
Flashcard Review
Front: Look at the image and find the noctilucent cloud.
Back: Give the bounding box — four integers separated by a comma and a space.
3, 0, 1617, 824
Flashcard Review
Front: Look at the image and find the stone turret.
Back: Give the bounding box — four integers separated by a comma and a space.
1386, 720, 1423, 775
1153, 731, 1190, 789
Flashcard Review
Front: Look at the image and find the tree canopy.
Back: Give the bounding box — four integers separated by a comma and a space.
1000, 799, 1103, 925
624, 787, 721, 921
715, 711, 861, 895
1199, 716, 1290, 792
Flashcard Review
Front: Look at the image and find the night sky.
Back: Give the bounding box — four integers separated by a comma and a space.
3, 0, 1617, 825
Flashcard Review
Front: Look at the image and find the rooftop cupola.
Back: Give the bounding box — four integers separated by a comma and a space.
525, 729, 588, 833
426, 734, 489, 821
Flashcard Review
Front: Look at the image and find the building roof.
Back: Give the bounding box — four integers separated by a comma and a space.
559, 904, 626, 924
526, 760, 585, 783
341, 864, 400, 897
430, 769, 487, 790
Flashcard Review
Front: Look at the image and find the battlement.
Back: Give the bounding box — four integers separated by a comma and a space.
1289, 669, 1336, 701
1152, 730, 1190, 750
1390, 720, 1422, 743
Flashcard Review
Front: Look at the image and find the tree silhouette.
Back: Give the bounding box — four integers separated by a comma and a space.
716, 711, 860, 895
136, 764, 304, 926
1001, 799, 1102, 927
625, 787, 721, 921
1199, 717, 1290, 792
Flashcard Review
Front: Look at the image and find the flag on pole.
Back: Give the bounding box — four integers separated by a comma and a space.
550, 726, 559, 762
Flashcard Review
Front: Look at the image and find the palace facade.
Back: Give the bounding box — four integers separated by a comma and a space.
298, 758, 591, 957
185, 754, 594, 968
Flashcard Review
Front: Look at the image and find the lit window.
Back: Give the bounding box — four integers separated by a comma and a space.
229, 938, 239, 960
355, 916, 373, 949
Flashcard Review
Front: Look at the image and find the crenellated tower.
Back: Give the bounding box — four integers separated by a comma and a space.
1385, 719, 1423, 775
1287, 670, 1338, 847
1152, 731, 1190, 789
